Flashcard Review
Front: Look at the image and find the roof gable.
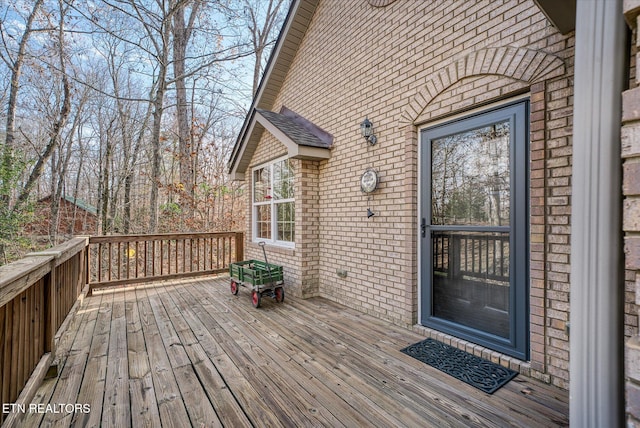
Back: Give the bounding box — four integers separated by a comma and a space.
230, 107, 332, 180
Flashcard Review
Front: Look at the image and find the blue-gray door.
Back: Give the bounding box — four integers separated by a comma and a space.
420, 100, 529, 360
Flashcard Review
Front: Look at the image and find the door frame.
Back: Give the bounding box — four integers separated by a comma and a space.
418, 98, 530, 360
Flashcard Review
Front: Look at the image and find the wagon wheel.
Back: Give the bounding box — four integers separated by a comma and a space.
274, 287, 285, 303
230, 280, 239, 295
251, 290, 261, 308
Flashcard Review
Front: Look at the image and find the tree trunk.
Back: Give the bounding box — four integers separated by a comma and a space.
173, 1, 202, 219
123, 108, 148, 234
50, 135, 74, 243
71, 133, 85, 234
101, 132, 112, 235
149, 74, 167, 233
246, 0, 287, 96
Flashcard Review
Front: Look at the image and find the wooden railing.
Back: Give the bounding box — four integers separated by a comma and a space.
432, 232, 510, 282
0, 231, 243, 425
0, 237, 88, 426
88, 232, 244, 293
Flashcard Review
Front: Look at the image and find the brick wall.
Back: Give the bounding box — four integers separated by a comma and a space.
241, 0, 636, 389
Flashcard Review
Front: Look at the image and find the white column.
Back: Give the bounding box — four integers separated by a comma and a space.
569, 0, 626, 425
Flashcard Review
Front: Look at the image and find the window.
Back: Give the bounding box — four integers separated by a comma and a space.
253, 158, 295, 246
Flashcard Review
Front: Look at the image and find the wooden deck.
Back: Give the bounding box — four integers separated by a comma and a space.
16, 276, 568, 427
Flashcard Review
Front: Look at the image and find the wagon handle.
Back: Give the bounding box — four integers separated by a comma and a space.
258, 242, 274, 282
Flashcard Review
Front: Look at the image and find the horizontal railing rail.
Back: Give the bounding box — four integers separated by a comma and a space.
88, 232, 244, 293
0, 237, 88, 426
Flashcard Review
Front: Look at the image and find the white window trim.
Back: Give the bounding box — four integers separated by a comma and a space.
252, 156, 295, 249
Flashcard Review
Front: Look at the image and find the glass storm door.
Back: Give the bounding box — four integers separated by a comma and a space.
420, 100, 529, 360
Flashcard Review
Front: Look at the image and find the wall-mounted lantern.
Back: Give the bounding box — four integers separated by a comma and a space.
360, 117, 377, 145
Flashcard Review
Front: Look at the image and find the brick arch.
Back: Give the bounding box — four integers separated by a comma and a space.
368, 0, 398, 6
400, 46, 565, 126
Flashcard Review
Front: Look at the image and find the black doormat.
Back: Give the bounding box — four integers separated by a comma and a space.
401, 338, 517, 394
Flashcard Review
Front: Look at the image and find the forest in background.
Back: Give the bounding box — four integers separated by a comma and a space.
0, 0, 289, 265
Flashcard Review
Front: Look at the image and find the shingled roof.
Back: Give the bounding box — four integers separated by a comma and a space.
256, 108, 332, 149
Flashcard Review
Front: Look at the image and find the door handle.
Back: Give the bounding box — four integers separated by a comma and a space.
421, 218, 427, 238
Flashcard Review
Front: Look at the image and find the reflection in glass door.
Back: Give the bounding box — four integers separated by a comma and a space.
420, 101, 528, 359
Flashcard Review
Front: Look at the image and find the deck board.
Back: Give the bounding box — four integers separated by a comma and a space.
275, 295, 542, 426
125, 289, 162, 427
69, 290, 109, 428
146, 286, 222, 427
135, 287, 191, 428
20, 276, 569, 427
102, 291, 130, 427
185, 283, 314, 427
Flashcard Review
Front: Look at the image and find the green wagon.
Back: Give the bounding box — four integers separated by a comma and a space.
229, 259, 284, 308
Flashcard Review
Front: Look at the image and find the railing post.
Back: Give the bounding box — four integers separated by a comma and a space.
44, 260, 57, 357
236, 232, 244, 262
235, 232, 245, 262
449, 234, 459, 278
85, 243, 89, 290
78, 236, 89, 289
